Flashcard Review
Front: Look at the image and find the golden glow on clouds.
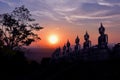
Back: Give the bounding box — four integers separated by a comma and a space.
30, 23, 120, 48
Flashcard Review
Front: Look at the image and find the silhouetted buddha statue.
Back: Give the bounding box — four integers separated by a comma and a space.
52, 47, 61, 59
74, 36, 81, 52
66, 40, 72, 53
83, 31, 91, 49
98, 23, 108, 49
63, 44, 66, 55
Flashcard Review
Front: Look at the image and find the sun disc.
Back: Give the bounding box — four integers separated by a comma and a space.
49, 35, 58, 44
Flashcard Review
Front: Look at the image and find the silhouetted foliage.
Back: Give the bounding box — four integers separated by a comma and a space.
0, 5, 43, 49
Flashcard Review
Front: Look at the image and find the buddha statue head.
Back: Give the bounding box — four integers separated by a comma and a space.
99, 23, 105, 35
84, 31, 89, 41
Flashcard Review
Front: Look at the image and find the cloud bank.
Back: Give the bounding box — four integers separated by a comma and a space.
0, 0, 120, 26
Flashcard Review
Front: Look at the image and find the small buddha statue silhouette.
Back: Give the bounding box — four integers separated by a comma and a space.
62, 44, 66, 55
66, 40, 72, 53
52, 47, 61, 59
83, 31, 91, 49
98, 23, 108, 49
74, 36, 81, 53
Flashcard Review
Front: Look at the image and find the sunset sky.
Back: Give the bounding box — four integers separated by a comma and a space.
0, 0, 120, 48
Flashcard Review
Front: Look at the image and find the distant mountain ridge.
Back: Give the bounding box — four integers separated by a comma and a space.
24, 47, 55, 62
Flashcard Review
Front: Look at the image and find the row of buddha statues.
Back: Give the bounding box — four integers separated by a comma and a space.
52, 23, 108, 58
63, 23, 108, 53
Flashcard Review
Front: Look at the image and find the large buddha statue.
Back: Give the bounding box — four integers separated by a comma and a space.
98, 23, 108, 49
83, 31, 91, 49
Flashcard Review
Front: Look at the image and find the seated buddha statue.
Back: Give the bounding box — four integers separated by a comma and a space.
83, 31, 91, 49
98, 23, 108, 49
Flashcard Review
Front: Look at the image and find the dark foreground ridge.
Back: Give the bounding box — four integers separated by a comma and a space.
0, 46, 120, 80
0, 23, 120, 80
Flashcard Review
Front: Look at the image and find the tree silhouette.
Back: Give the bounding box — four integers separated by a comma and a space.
0, 5, 43, 49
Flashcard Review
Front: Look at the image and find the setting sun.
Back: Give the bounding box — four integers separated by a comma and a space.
49, 35, 58, 44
